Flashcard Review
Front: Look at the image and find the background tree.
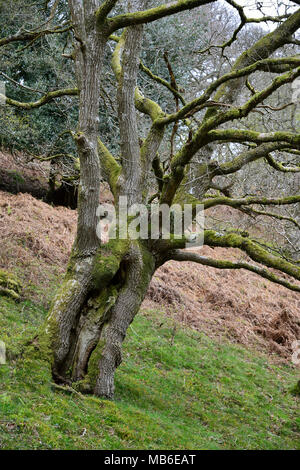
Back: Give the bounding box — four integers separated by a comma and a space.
1, 0, 300, 399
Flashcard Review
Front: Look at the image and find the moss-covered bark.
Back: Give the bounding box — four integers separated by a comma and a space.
44, 236, 155, 399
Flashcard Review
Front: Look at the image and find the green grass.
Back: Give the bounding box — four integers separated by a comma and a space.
0, 295, 299, 450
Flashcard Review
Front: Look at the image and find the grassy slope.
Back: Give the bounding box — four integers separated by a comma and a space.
0, 295, 299, 450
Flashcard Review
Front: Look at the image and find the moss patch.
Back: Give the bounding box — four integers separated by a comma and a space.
0, 269, 21, 301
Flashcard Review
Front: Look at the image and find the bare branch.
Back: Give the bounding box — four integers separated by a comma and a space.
197, 0, 290, 54
156, 57, 300, 126
164, 229, 300, 282
212, 143, 290, 176
0, 71, 45, 95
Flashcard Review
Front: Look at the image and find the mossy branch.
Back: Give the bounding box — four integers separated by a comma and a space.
157, 65, 300, 205
169, 249, 300, 292
110, 33, 185, 111
152, 154, 165, 192
203, 8, 300, 121
111, 31, 164, 122
202, 194, 300, 210
265, 154, 300, 173
28, 153, 77, 162
0, 24, 71, 48
110, 33, 185, 110
134, 87, 165, 122
212, 143, 290, 176
203, 230, 300, 281
197, 66, 300, 138
159, 10, 300, 206
111, 32, 125, 81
